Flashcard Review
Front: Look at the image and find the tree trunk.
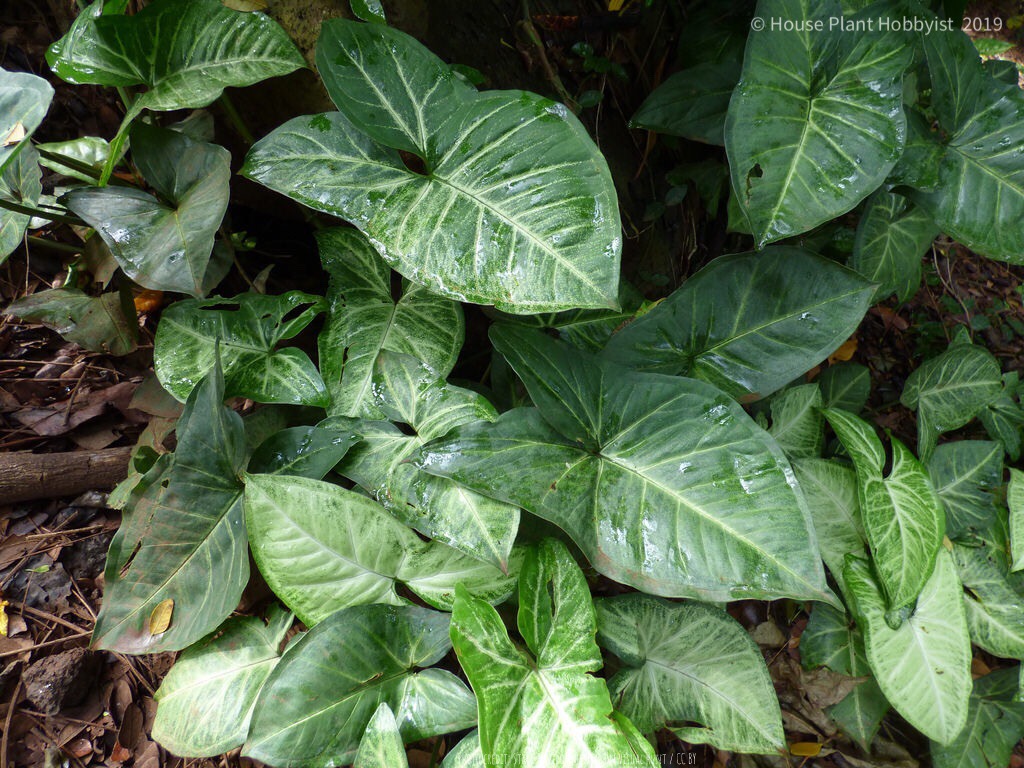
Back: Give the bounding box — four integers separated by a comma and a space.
0, 448, 131, 504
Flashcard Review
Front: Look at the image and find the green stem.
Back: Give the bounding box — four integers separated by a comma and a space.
99, 106, 139, 187
219, 93, 255, 145
34, 147, 133, 187
27, 236, 83, 254
0, 198, 82, 225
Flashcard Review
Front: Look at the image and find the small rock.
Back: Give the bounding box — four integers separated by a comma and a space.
22, 647, 101, 715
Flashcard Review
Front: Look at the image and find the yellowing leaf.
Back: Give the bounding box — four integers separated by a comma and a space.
0, 599, 8, 637
608, 0, 626, 9
828, 338, 857, 364
790, 742, 822, 757
150, 598, 174, 635
3, 122, 26, 147
221, 0, 268, 9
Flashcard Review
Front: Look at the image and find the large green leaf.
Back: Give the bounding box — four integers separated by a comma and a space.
595, 593, 784, 754
6, 287, 137, 356
844, 552, 971, 745
64, 123, 230, 296
244, 473, 519, 623
421, 327, 835, 605
953, 542, 1024, 660
316, 228, 463, 418
46, 0, 303, 111
152, 606, 291, 757
768, 384, 824, 460
631, 60, 741, 145
451, 539, 658, 768
92, 357, 249, 653
824, 408, 944, 609
791, 459, 866, 597
849, 190, 939, 302
725, 0, 911, 246
242, 21, 621, 313
244, 604, 476, 767
330, 354, 519, 570
0, 69, 53, 175
926, 441, 1003, 542
354, 705, 408, 768
900, 339, 1002, 462
930, 668, 1024, 768
0, 143, 42, 263
247, 425, 358, 480
602, 247, 873, 400
800, 604, 888, 751
154, 291, 328, 406
908, 28, 1024, 262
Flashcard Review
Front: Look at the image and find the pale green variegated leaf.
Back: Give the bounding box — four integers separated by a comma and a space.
596, 593, 784, 754
331, 351, 519, 570
354, 705, 408, 768
422, 327, 836, 605
244, 604, 476, 767
769, 384, 823, 460
1011, 469, 1024, 571
93, 358, 249, 653
316, 228, 463, 418
6, 287, 137, 356
930, 668, 1024, 768
818, 362, 871, 413
602, 247, 873, 400
909, 28, 1024, 262
845, 552, 971, 745
0, 68, 53, 175
247, 425, 359, 479
0, 143, 41, 263
154, 291, 327, 406
152, 606, 292, 757
725, 0, 910, 246
36, 136, 110, 183
451, 539, 658, 768
46, 0, 303, 111
244, 473, 519, 623
954, 542, 1024, 660
849, 190, 939, 302
926, 441, 1003, 543
900, 340, 1002, 462
631, 60, 741, 145
243, 22, 620, 313
792, 459, 866, 597
800, 604, 888, 751
982, 395, 1024, 461
64, 123, 230, 296
442, 732, 485, 768
824, 409, 944, 609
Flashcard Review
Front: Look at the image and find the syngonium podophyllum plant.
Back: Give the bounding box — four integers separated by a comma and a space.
6, 0, 1024, 765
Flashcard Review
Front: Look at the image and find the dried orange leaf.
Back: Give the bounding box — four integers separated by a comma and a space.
149, 598, 174, 636
134, 289, 164, 313
828, 338, 857, 364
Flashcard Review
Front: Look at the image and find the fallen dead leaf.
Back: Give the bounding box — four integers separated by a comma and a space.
149, 598, 173, 636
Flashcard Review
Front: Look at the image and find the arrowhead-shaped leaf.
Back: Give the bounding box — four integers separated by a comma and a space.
152, 606, 292, 757
909, 27, 1024, 262
844, 552, 971, 745
7, 287, 137, 356
926, 441, 1003, 542
0, 68, 53, 175
421, 327, 835, 605
930, 668, 1024, 768
631, 60, 741, 145
849, 190, 939, 302
0, 143, 42, 263
92, 357, 249, 653
725, 0, 910, 245
901, 340, 1002, 462
64, 124, 230, 296
154, 291, 328, 406
244, 473, 519, 623
602, 247, 873, 400
824, 408, 944, 609
354, 705, 408, 768
451, 539, 659, 768
595, 593, 785, 754
242, 20, 621, 313
330, 351, 519, 570
46, 0, 303, 111
800, 604, 888, 751
244, 604, 476, 767
954, 541, 1024, 660
316, 228, 463, 418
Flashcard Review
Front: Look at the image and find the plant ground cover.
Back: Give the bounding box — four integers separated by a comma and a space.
5, 1, 1024, 767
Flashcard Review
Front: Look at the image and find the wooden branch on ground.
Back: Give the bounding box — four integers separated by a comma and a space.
0, 447, 132, 504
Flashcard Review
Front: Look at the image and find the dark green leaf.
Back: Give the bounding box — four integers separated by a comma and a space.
0, 144, 42, 263
818, 362, 871, 413
7, 287, 137, 356
0, 68, 53, 175
247, 425, 358, 479
631, 61, 741, 145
